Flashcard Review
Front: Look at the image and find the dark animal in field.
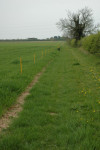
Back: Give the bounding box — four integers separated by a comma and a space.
57, 47, 60, 51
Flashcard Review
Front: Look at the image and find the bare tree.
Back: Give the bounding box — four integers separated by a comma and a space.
57, 7, 99, 40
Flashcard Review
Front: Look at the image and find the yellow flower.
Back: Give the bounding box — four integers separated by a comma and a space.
90, 69, 93, 72
93, 110, 96, 112
76, 110, 79, 112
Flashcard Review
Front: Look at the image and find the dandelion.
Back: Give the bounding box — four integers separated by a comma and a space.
90, 69, 93, 72
76, 110, 79, 112
93, 110, 96, 112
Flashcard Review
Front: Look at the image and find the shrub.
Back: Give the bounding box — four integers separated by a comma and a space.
81, 32, 100, 54
70, 39, 77, 47
77, 40, 82, 47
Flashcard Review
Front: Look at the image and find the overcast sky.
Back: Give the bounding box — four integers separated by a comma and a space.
0, 0, 100, 39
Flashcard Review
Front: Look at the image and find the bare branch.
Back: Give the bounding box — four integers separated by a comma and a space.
57, 7, 99, 40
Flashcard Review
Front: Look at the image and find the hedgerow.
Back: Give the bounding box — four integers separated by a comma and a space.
69, 32, 100, 54
70, 39, 77, 47
81, 32, 100, 53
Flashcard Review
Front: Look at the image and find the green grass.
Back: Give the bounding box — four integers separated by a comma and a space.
0, 41, 62, 116
0, 43, 100, 149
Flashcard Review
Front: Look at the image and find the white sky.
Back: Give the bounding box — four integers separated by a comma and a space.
0, 0, 100, 39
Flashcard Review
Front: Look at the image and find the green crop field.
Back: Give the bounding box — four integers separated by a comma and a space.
0, 41, 100, 149
0, 41, 61, 117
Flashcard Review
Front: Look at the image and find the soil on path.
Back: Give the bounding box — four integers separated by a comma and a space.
0, 67, 46, 133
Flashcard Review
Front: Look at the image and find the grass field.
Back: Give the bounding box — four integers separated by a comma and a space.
0, 42, 100, 149
0, 41, 61, 117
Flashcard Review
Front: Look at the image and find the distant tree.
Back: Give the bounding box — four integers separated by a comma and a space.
57, 7, 99, 41
54, 36, 58, 39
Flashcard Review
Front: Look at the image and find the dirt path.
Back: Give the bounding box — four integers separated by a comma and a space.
0, 67, 46, 133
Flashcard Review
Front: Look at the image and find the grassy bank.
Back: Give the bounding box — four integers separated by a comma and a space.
0, 44, 99, 149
